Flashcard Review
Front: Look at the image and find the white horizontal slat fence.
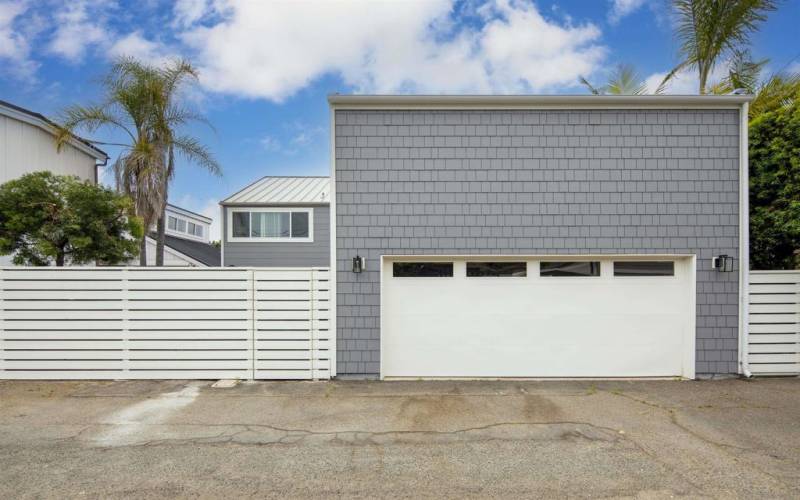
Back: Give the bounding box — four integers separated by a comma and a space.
0, 267, 331, 380
748, 271, 800, 375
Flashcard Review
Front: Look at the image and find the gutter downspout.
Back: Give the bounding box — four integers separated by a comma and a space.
94, 156, 109, 185
739, 101, 752, 378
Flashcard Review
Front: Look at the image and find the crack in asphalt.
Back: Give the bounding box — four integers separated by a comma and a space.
603, 389, 795, 489
72, 419, 625, 448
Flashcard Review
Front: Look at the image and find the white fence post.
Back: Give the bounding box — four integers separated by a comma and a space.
249, 268, 256, 381
121, 268, 130, 374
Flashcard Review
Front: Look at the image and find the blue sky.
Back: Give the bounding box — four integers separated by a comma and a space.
1, 0, 798, 239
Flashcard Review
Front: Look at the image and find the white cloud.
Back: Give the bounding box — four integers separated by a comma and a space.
644, 64, 729, 95
259, 135, 282, 152
0, 0, 38, 78
47, 0, 108, 62
608, 0, 647, 24
173, 0, 211, 28
198, 198, 221, 242
178, 0, 606, 100
107, 31, 174, 65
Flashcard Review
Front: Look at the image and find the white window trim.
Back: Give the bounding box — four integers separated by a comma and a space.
227, 207, 314, 243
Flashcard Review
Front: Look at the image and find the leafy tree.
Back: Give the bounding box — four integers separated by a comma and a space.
56, 57, 220, 266
749, 102, 800, 269
661, 0, 778, 94
0, 172, 143, 266
579, 64, 651, 95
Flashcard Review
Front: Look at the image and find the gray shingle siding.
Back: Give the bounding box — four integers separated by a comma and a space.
222, 205, 330, 267
334, 109, 741, 377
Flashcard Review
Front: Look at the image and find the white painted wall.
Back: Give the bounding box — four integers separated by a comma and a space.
0, 114, 97, 185
125, 237, 203, 267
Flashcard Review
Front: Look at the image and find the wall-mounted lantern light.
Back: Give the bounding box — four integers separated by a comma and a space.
712, 254, 734, 272
352, 255, 365, 273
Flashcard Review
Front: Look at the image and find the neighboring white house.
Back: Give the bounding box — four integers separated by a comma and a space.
0, 99, 108, 185
0, 99, 109, 266
134, 204, 221, 267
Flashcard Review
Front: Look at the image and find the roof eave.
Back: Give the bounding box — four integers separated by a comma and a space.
220, 201, 330, 207
0, 100, 109, 161
327, 94, 754, 108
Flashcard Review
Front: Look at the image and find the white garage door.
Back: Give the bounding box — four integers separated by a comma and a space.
381, 257, 695, 379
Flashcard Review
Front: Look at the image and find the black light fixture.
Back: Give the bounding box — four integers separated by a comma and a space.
712, 254, 734, 272
352, 255, 365, 273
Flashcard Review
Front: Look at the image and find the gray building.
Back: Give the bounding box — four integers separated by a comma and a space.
329, 94, 751, 380
220, 176, 330, 267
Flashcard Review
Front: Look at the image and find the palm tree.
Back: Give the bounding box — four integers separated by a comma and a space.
113, 59, 221, 265
706, 49, 800, 119
661, 0, 778, 94
579, 64, 650, 95
56, 57, 220, 266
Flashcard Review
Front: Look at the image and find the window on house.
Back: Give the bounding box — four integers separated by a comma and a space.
467, 262, 527, 277
193, 225, 203, 237
232, 212, 249, 238
614, 261, 674, 276
291, 212, 309, 238
252, 212, 290, 238
168, 216, 177, 231
229, 209, 312, 240
540, 261, 600, 277
188, 222, 197, 236
393, 262, 453, 277
176, 219, 186, 232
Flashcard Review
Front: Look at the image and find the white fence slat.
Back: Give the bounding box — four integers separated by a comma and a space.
748, 270, 800, 376
1, 266, 331, 381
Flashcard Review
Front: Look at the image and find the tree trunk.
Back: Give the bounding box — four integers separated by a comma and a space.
156, 209, 166, 266
55, 252, 65, 267
139, 234, 147, 266
155, 183, 168, 266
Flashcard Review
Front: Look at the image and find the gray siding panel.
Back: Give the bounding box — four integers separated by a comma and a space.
222, 205, 330, 267
335, 109, 741, 377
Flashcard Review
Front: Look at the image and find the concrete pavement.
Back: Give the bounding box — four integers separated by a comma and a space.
0, 378, 798, 498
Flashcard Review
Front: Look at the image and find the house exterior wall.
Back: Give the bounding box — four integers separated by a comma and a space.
0, 113, 97, 184
334, 108, 741, 377
221, 205, 331, 267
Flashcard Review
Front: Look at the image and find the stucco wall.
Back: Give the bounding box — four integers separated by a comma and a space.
222, 205, 330, 267
334, 108, 741, 377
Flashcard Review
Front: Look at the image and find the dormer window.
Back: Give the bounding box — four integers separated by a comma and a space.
167, 214, 205, 239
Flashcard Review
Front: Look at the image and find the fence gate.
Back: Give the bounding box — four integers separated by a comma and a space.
748, 271, 800, 376
0, 267, 331, 380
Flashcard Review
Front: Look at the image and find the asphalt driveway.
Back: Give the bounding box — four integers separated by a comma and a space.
0, 378, 798, 498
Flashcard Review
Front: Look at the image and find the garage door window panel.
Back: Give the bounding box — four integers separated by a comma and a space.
393, 262, 453, 277
540, 261, 601, 277
614, 261, 675, 276
467, 262, 527, 277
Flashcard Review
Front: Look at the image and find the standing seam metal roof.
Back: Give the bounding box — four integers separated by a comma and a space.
221, 176, 330, 205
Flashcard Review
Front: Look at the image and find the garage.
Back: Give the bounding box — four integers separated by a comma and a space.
381, 256, 695, 379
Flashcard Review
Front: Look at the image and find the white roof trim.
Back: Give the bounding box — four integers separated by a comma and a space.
328, 94, 754, 109
166, 204, 212, 223
0, 101, 108, 161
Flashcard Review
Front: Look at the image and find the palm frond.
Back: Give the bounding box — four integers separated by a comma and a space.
578, 75, 603, 95
172, 135, 222, 176
605, 64, 648, 95
668, 0, 778, 94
